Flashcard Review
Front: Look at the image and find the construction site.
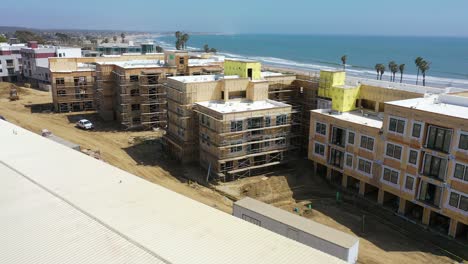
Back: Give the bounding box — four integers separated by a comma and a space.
1, 77, 466, 263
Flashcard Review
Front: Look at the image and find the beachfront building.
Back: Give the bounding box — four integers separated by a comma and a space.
21, 41, 81, 88
96, 42, 159, 55
308, 70, 468, 240
0, 43, 25, 82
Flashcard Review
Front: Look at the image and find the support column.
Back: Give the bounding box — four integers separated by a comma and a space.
377, 189, 385, 205
422, 207, 431, 226
374, 102, 380, 112
448, 219, 458, 238
341, 174, 348, 188
398, 198, 406, 214
358, 181, 366, 196
326, 167, 331, 181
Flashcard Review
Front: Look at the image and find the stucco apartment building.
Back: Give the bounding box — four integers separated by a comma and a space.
308, 70, 468, 240
0, 43, 25, 82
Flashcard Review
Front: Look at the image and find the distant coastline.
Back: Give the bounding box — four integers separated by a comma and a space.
148, 34, 468, 89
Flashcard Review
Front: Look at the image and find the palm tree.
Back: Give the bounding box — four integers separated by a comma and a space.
388, 61, 398, 82
101, 38, 109, 44
399, 64, 405, 83
210, 48, 217, 53
341, 55, 347, 70
113, 36, 117, 43
379, 64, 386, 80
175, 31, 181, 40
375, 64, 381, 80
419, 60, 431, 86
155, 46, 163, 53
204, 44, 210, 53
181, 33, 189, 49
414, 57, 423, 85
120, 33, 125, 43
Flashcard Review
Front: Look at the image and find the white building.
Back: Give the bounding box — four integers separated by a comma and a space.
0, 119, 344, 264
0, 43, 26, 82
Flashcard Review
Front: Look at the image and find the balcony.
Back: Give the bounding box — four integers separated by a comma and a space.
328, 148, 344, 169
425, 125, 452, 154
421, 153, 448, 182
418, 181, 443, 209
330, 126, 346, 148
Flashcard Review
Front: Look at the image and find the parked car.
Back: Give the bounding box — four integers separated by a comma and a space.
76, 119, 94, 130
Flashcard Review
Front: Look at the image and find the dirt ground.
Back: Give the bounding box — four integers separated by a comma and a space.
0, 83, 462, 264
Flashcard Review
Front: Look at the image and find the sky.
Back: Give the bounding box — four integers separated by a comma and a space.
2, 0, 468, 37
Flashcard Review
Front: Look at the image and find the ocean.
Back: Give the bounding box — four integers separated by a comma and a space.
151, 34, 468, 88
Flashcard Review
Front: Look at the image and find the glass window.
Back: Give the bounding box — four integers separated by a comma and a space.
276, 115, 287, 126
405, 176, 414, 190
460, 195, 468, 211
422, 154, 447, 180
348, 132, 355, 144
449, 192, 460, 208
230, 120, 243, 132
345, 154, 353, 167
316, 122, 326, 135
412, 123, 422, 138
265, 116, 271, 127
426, 126, 452, 153
408, 150, 418, 165
314, 143, 325, 156
383, 168, 399, 184
386, 143, 402, 159
459, 133, 468, 150
360, 136, 374, 151
389, 117, 405, 134
358, 159, 372, 174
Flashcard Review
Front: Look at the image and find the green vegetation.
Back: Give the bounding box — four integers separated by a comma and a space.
203, 44, 217, 53
341, 55, 347, 70
418, 60, 431, 86
388, 61, 398, 82
156, 45, 163, 53
101, 38, 109, 44
374, 64, 385, 80
55, 32, 71, 43
398, 64, 405, 83
414, 57, 423, 85
121, 33, 126, 43
14, 30, 44, 43
0, 35, 7, 42
175, 31, 190, 50
113, 35, 118, 43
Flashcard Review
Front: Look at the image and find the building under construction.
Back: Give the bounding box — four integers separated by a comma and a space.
92, 51, 224, 129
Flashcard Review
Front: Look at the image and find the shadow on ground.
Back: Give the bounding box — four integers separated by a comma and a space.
25, 103, 54, 113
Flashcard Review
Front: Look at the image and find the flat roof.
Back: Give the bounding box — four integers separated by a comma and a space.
188, 58, 224, 66
235, 197, 359, 248
196, 99, 290, 114
168, 74, 240, 83
386, 94, 468, 119
112, 60, 165, 69
225, 58, 259, 63
311, 109, 383, 128
0, 120, 342, 264
261, 71, 283, 78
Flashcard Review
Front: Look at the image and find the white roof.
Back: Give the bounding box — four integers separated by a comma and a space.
112, 60, 165, 69
188, 58, 224, 66
168, 74, 239, 83
386, 94, 468, 119
0, 120, 343, 264
311, 109, 383, 128
235, 197, 359, 248
197, 99, 290, 114
261, 71, 283, 78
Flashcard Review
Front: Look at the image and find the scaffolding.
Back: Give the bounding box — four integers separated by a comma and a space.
53, 81, 95, 113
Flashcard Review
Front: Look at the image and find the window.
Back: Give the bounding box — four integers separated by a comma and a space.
230, 145, 242, 153
242, 214, 261, 226
422, 154, 447, 180
360, 135, 374, 151
314, 143, 325, 156
345, 153, 353, 168
276, 115, 287, 126
248, 117, 263, 129
454, 163, 468, 181
412, 122, 422, 138
230, 120, 243, 132
386, 143, 402, 160
275, 138, 286, 146
129, 75, 139, 82
348, 131, 355, 145
179, 57, 185, 65
405, 175, 415, 191
459, 131, 468, 151
448, 192, 468, 212
329, 148, 344, 168
382, 167, 399, 185
358, 158, 372, 175
408, 149, 418, 165
55, 78, 65, 85
426, 125, 452, 153
331, 127, 346, 147
265, 116, 271, 127
132, 117, 141, 124
389, 117, 406, 134
316, 122, 326, 135
131, 104, 140, 111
